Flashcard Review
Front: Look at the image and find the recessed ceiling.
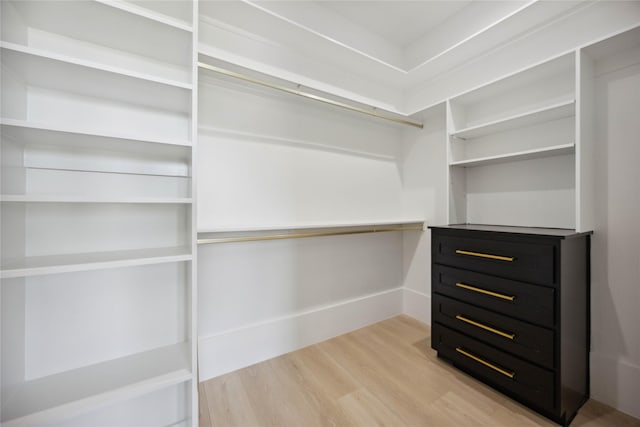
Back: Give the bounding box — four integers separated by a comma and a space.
319, 0, 473, 48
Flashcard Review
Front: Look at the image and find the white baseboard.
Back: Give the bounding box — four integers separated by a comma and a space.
198, 287, 403, 381
590, 351, 640, 419
402, 287, 431, 324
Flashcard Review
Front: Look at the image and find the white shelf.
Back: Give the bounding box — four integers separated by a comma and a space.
198, 219, 426, 234
0, 42, 192, 90
1, 45, 191, 114
0, 342, 192, 426
1, 46, 191, 143
0, 195, 193, 204
96, 0, 193, 32
1, 119, 192, 151
1, 1, 197, 423
450, 143, 576, 167
451, 100, 576, 140
0, 246, 192, 279
2, 0, 192, 85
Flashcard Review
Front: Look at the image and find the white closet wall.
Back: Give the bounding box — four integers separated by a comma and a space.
400, 105, 447, 323
196, 61, 429, 380
197, 70, 408, 229
582, 27, 640, 419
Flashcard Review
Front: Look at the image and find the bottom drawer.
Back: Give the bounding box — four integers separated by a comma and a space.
432, 323, 555, 412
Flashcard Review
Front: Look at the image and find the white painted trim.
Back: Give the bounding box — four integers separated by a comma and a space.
402, 288, 431, 325
197, 287, 403, 381
590, 352, 640, 420
407, 0, 538, 73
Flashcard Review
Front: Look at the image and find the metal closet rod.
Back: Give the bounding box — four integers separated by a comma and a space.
197, 224, 424, 245
198, 61, 424, 129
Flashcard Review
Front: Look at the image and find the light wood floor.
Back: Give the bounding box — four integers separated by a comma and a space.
199, 315, 639, 427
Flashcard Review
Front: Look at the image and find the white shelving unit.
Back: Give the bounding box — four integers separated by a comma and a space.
1, 0, 198, 425
445, 52, 591, 230
1, 0, 192, 83
450, 99, 575, 140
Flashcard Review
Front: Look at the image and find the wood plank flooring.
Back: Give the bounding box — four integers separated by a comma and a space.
199, 315, 639, 427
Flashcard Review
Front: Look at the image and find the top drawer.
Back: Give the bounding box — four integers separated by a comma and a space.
432, 233, 556, 285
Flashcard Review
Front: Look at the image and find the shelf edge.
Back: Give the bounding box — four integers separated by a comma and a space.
0, 42, 193, 90
450, 99, 576, 139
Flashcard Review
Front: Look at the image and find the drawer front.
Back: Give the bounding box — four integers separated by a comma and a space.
433, 294, 554, 369
432, 234, 555, 285
433, 265, 555, 328
432, 323, 555, 412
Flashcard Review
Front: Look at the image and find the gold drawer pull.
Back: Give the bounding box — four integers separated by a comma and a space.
455, 282, 515, 301
456, 347, 515, 379
455, 315, 516, 340
455, 249, 514, 262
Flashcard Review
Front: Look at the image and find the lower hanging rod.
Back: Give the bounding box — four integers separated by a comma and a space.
198, 61, 423, 129
198, 224, 424, 245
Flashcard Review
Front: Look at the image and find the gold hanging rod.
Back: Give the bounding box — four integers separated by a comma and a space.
198, 224, 424, 245
198, 61, 423, 129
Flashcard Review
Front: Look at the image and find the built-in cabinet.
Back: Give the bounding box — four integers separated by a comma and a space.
434, 25, 640, 425
443, 23, 639, 233
1, 1, 198, 425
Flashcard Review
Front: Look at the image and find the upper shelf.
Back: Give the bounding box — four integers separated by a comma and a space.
449, 143, 576, 168
1, 1, 192, 85
1, 46, 191, 142
0, 42, 192, 90
451, 100, 576, 140
0, 342, 191, 426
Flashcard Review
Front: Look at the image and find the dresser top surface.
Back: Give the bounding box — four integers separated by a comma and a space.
429, 224, 592, 238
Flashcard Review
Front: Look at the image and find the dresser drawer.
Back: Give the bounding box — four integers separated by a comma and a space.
432, 323, 555, 412
433, 294, 554, 369
433, 234, 555, 285
433, 265, 555, 328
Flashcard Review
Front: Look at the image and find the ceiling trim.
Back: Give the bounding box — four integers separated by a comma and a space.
407, 0, 538, 73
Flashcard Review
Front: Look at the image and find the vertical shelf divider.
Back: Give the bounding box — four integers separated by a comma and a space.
189, 0, 200, 424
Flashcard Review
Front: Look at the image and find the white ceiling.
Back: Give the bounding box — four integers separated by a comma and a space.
319, 0, 473, 48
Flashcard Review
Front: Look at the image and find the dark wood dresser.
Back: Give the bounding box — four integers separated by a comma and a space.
430, 224, 591, 426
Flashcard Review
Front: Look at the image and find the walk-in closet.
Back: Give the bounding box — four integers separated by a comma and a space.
1, 1, 639, 426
